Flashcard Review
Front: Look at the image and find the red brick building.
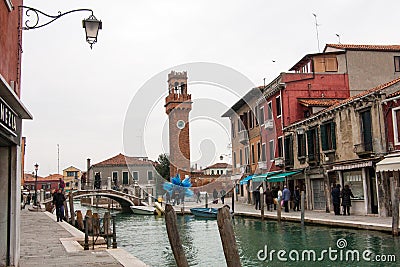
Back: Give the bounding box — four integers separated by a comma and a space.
1, 2, 32, 266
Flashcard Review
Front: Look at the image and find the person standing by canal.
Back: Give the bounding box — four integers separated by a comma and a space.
220, 189, 226, 204
53, 188, 66, 222
271, 187, 278, 210
341, 184, 355, 215
59, 178, 65, 192
264, 187, 273, 211
254, 186, 261, 210
282, 185, 291, 213
331, 184, 341, 215
212, 188, 218, 204
293, 186, 300, 211
27, 192, 31, 205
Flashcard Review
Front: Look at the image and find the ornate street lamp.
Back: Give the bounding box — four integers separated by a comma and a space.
34, 163, 39, 209
19, 6, 102, 49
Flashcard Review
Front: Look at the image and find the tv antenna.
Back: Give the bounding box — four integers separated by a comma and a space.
312, 13, 321, 52
336, 33, 341, 44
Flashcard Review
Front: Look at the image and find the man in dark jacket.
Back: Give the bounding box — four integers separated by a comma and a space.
53, 188, 66, 222
331, 184, 341, 215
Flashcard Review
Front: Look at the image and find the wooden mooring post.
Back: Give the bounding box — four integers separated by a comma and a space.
260, 187, 264, 220
76, 210, 84, 230
165, 204, 188, 267
217, 206, 241, 267
301, 191, 305, 226
392, 187, 399, 236
69, 193, 75, 226
277, 199, 282, 223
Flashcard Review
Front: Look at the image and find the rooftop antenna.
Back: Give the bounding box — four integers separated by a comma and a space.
312, 13, 321, 52
336, 33, 341, 44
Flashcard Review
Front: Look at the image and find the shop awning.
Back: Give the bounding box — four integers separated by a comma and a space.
376, 154, 400, 172
252, 171, 282, 182
267, 170, 302, 183
239, 175, 253, 185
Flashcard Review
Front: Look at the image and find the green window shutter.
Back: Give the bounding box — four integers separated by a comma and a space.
320, 124, 328, 151
331, 122, 336, 149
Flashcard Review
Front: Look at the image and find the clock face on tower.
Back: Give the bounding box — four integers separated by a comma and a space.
177, 120, 185, 129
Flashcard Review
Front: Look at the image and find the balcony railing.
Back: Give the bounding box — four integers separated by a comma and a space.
354, 141, 374, 157
274, 157, 284, 167
258, 161, 267, 169
238, 130, 249, 145
264, 119, 274, 129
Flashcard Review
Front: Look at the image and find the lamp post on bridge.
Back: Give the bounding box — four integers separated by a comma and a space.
33, 163, 39, 211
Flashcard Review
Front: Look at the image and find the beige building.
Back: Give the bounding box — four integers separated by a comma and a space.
284, 78, 400, 215
62, 166, 82, 192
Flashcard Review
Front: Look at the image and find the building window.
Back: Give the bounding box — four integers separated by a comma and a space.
343, 170, 364, 199
269, 140, 274, 161
251, 144, 255, 164
5, 0, 13, 11
122, 171, 129, 185
297, 133, 306, 158
284, 135, 294, 167
244, 146, 250, 164
211, 170, 215, 175
147, 171, 153, 180
240, 113, 248, 130
239, 149, 243, 165
395, 56, 400, 72
261, 143, 266, 162
249, 111, 254, 129
321, 121, 337, 151
259, 106, 265, 125
257, 142, 261, 162
277, 137, 283, 158
112, 171, 118, 183
233, 152, 237, 168
267, 101, 273, 120
307, 127, 320, 163
360, 109, 373, 151
231, 121, 235, 138
66, 171, 77, 177
325, 57, 338, 72
392, 107, 400, 145
132, 171, 139, 181
254, 107, 259, 126
276, 95, 282, 117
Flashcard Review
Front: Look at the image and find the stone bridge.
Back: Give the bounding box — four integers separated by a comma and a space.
43, 189, 143, 213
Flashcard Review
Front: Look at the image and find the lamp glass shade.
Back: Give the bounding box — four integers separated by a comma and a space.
34, 163, 39, 171
82, 15, 102, 47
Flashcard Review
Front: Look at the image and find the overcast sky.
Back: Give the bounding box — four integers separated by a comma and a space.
21, 0, 400, 176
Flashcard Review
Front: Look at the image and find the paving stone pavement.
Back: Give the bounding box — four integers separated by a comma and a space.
19, 208, 124, 267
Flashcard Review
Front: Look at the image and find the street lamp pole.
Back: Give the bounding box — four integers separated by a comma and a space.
34, 163, 39, 210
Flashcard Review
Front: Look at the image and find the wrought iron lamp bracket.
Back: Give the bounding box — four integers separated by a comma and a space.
19, 6, 94, 30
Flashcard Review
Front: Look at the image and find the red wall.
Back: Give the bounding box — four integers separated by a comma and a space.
0, 1, 23, 96
384, 101, 400, 151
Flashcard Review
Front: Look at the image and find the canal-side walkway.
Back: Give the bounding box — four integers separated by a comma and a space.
176, 198, 395, 233
19, 208, 147, 267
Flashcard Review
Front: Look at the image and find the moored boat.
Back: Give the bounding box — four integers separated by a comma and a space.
130, 205, 156, 215
190, 207, 218, 218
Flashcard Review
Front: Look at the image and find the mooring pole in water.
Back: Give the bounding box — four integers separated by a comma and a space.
231, 188, 235, 213
165, 204, 189, 267
392, 187, 399, 236
260, 186, 264, 220
277, 199, 282, 223
301, 191, 305, 226
112, 214, 117, 248
217, 206, 241, 267
205, 193, 208, 208
69, 193, 75, 226
84, 215, 89, 250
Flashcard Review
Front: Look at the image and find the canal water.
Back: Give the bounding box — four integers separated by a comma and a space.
74, 202, 400, 266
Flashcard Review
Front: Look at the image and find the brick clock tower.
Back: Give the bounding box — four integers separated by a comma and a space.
165, 71, 192, 179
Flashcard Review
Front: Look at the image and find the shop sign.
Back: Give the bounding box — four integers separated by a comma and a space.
0, 97, 17, 135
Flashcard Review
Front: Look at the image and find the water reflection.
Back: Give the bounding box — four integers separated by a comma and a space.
74, 202, 399, 266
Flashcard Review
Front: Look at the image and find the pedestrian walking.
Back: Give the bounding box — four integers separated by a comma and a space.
264, 187, 273, 211
331, 184, 341, 215
293, 186, 301, 211
53, 188, 66, 222
27, 193, 31, 205
220, 189, 226, 204
59, 178, 65, 192
282, 186, 291, 213
165, 191, 171, 204
254, 187, 261, 210
271, 187, 278, 210
213, 188, 218, 204
341, 184, 355, 215
195, 189, 201, 203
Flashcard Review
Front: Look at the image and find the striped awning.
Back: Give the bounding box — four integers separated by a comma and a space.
239, 175, 253, 185
332, 161, 372, 171
376, 154, 400, 172
252, 171, 282, 182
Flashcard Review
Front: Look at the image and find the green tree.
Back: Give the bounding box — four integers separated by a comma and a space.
155, 153, 170, 181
